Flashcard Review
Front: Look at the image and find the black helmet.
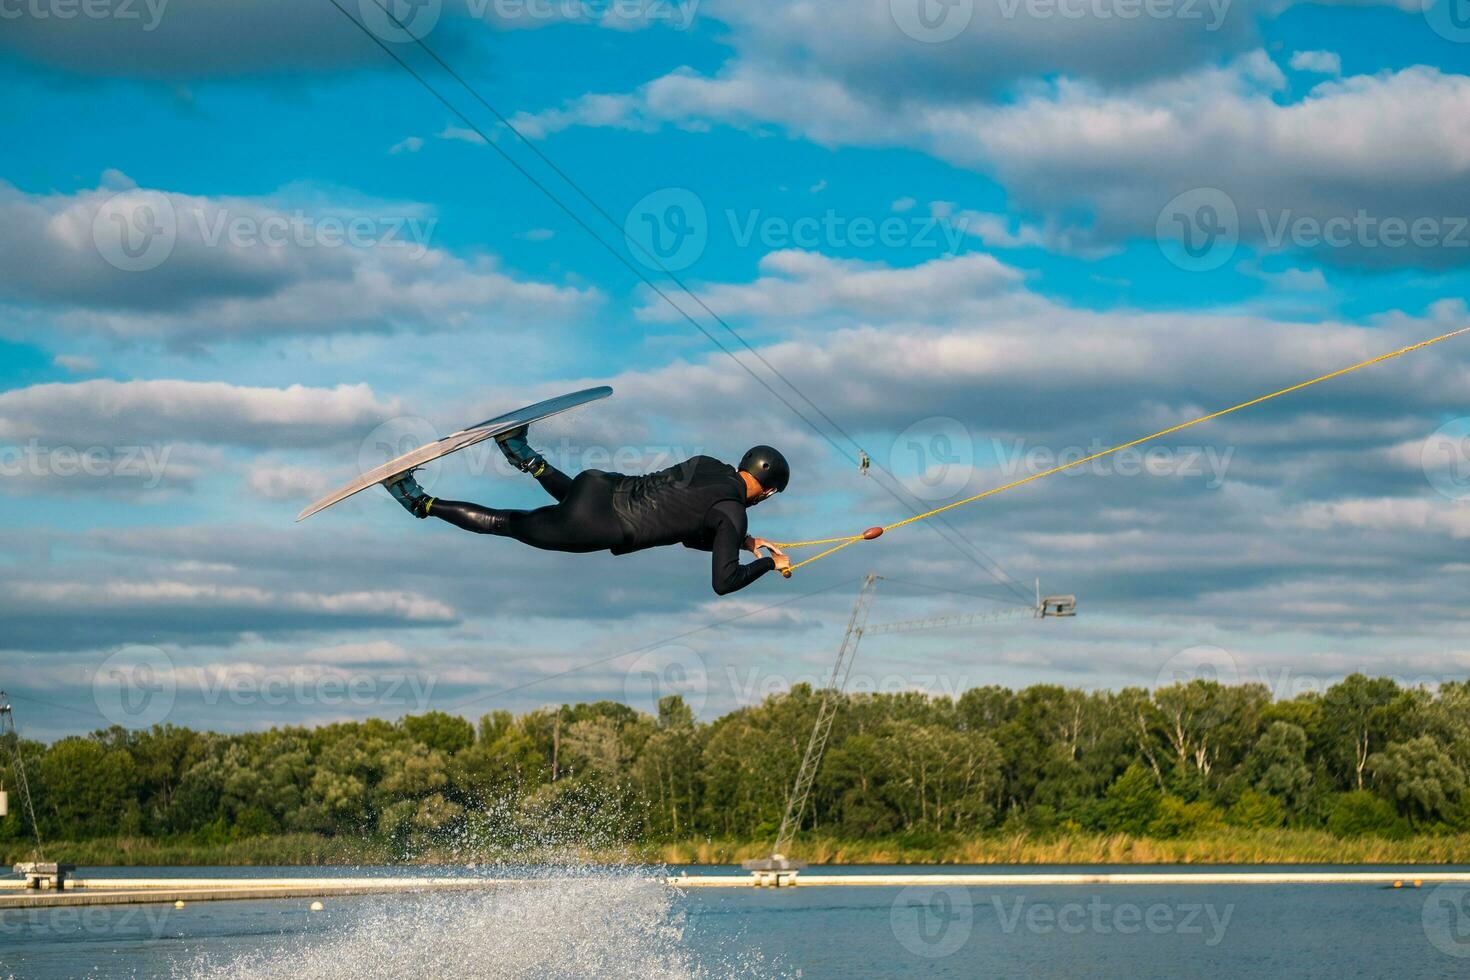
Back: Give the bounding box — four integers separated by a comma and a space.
739, 445, 790, 493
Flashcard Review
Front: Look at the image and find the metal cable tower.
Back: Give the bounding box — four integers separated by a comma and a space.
744, 579, 1076, 878
771, 573, 880, 860
1, 694, 44, 859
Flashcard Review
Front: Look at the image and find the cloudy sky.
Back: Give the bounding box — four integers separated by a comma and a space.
4, 0, 1470, 740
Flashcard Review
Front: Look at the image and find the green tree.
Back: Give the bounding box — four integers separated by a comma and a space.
1369, 736, 1467, 826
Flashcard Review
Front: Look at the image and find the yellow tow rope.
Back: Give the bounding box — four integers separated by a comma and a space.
771, 325, 1470, 577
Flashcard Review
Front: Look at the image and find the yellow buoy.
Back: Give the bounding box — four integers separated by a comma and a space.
1393, 880, 1403, 889
174, 900, 186, 909
310, 901, 324, 912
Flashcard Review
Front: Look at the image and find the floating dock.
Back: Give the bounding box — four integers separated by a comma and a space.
4, 870, 1469, 908
0, 875, 519, 908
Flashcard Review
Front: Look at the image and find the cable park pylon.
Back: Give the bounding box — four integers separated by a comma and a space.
0, 693, 45, 861
743, 575, 1076, 883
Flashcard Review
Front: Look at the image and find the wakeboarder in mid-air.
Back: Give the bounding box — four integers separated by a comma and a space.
384, 429, 792, 595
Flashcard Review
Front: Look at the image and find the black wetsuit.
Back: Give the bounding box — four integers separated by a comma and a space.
428, 456, 777, 595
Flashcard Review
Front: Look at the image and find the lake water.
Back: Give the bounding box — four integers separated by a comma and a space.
4, 865, 1468, 978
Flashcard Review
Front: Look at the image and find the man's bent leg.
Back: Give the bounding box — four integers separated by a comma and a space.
428, 472, 622, 553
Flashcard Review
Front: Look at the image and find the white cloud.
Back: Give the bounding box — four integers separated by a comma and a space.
389, 136, 425, 155
514, 52, 1470, 266
438, 125, 490, 146
1290, 50, 1342, 75
0, 177, 600, 342
0, 379, 402, 448
53, 354, 96, 373
635, 250, 1024, 323
248, 462, 336, 501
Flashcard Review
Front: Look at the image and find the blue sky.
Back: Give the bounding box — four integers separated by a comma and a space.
4, 0, 1470, 739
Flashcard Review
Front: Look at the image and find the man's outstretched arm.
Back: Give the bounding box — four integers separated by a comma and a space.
706, 501, 778, 595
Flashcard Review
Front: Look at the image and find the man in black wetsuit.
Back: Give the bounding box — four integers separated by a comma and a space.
384, 429, 791, 595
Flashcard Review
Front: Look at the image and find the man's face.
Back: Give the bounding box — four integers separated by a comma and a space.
747, 483, 777, 505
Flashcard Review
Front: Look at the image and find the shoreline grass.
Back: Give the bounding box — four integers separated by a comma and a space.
7, 830, 1468, 868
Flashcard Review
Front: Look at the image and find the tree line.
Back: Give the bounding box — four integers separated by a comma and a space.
4, 674, 1467, 853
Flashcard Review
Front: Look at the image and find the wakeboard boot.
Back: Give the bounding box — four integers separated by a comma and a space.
385, 470, 434, 519
495, 425, 547, 477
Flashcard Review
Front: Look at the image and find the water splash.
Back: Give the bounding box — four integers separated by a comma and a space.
186, 873, 778, 980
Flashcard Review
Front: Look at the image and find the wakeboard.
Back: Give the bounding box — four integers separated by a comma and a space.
295, 385, 613, 522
